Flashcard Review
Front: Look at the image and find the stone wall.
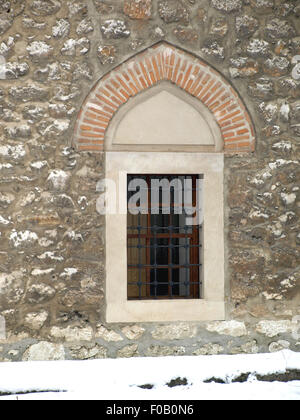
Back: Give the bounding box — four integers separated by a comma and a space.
0, 0, 299, 362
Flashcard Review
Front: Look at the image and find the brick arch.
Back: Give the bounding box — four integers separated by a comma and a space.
74, 42, 255, 153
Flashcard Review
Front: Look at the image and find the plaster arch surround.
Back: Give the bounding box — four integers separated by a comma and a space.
105, 82, 222, 152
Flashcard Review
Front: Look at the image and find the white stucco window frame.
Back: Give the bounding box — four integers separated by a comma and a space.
105, 151, 225, 323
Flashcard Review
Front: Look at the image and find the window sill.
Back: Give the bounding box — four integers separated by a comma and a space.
106, 299, 225, 323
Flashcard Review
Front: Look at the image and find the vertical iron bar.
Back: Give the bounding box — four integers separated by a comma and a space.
138, 209, 142, 300
185, 224, 189, 297
146, 175, 151, 298
154, 213, 157, 299
191, 175, 196, 299
168, 175, 172, 298
192, 175, 200, 299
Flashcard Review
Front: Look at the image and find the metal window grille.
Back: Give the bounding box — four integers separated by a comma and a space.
127, 175, 202, 300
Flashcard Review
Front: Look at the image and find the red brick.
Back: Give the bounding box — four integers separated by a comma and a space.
116, 75, 134, 96
151, 56, 161, 81
105, 83, 128, 103
198, 79, 216, 101
201, 74, 211, 86
157, 52, 164, 79
80, 125, 92, 131
177, 73, 183, 86
218, 110, 241, 123
181, 64, 193, 89
225, 141, 250, 150
237, 128, 250, 136
95, 94, 118, 110
139, 62, 151, 87
224, 134, 250, 143
78, 137, 104, 143
79, 132, 105, 138
221, 122, 245, 132
139, 76, 147, 89
232, 115, 245, 124
223, 131, 236, 138
83, 118, 108, 129
128, 69, 143, 92
213, 100, 234, 114
171, 57, 181, 83
86, 111, 110, 123
119, 89, 130, 100
78, 145, 103, 151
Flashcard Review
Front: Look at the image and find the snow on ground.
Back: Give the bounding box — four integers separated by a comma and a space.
0, 350, 299, 400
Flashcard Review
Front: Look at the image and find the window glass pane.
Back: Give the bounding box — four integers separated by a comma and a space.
127, 174, 202, 300
128, 269, 148, 299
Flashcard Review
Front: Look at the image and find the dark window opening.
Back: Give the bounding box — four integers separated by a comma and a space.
127, 174, 203, 300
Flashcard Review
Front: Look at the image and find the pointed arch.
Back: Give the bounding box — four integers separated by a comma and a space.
73, 42, 255, 153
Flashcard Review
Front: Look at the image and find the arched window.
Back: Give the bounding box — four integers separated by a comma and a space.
73, 42, 255, 323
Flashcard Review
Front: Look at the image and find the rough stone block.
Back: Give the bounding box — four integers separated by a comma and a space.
124, 0, 152, 20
